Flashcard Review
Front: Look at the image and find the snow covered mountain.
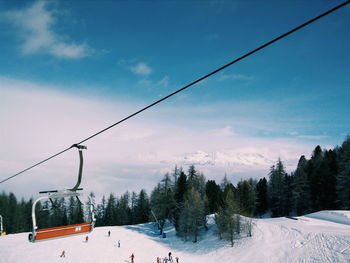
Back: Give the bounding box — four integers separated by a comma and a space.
0, 211, 349, 263
175, 150, 275, 168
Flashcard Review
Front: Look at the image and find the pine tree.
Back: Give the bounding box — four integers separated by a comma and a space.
130, 191, 138, 224
255, 177, 268, 215
336, 136, 350, 209
283, 174, 293, 216
150, 174, 176, 234
96, 195, 106, 226
104, 193, 117, 226
116, 192, 131, 225
269, 159, 286, 217
7, 193, 18, 233
174, 171, 187, 230
308, 145, 324, 211
178, 188, 206, 242
215, 188, 240, 246
205, 180, 222, 214
237, 179, 256, 217
293, 156, 311, 215
318, 150, 338, 210
187, 165, 206, 198
135, 189, 150, 224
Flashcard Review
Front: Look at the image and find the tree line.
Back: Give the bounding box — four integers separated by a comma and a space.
0, 136, 349, 244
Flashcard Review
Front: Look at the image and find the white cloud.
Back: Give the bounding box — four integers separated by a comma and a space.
156, 76, 169, 88
0, 77, 317, 200
218, 73, 252, 81
2, 0, 91, 59
131, 62, 152, 76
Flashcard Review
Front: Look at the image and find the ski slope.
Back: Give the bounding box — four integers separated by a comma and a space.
0, 211, 349, 263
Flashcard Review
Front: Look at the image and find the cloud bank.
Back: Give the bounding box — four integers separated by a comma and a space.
1, 1, 91, 59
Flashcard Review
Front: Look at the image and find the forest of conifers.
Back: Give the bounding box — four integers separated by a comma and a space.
1, 136, 349, 238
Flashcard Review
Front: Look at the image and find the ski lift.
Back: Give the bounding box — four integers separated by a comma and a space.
28, 145, 96, 242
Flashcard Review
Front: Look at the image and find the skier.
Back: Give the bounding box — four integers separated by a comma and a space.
108, 230, 111, 237
168, 252, 172, 261
130, 253, 135, 263
175, 256, 179, 263
156, 257, 161, 263
85, 235, 89, 243
118, 240, 120, 247
60, 250, 65, 258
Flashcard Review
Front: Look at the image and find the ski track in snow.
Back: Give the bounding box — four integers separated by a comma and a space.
0, 211, 349, 263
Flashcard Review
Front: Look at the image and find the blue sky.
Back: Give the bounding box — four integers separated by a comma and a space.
0, 0, 349, 198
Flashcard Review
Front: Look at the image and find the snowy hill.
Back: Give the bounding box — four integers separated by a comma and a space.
0, 211, 349, 263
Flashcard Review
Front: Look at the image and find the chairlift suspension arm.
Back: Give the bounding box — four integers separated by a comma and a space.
71, 144, 87, 191
0, 215, 3, 234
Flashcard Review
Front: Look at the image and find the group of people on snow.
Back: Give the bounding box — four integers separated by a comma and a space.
156, 252, 179, 263
58, 231, 179, 263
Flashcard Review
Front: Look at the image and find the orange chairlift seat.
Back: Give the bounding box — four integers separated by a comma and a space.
28, 144, 96, 242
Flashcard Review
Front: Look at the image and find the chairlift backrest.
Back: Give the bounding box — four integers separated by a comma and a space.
28, 192, 95, 242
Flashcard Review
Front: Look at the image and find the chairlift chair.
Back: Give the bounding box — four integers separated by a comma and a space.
28, 145, 96, 242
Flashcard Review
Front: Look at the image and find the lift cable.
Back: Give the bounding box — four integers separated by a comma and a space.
1, 0, 349, 185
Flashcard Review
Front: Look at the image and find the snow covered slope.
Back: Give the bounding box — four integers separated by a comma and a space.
0, 211, 349, 263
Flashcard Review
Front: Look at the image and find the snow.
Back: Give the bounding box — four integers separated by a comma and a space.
304, 210, 350, 226
0, 211, 349, 263
178, 150, 274, 167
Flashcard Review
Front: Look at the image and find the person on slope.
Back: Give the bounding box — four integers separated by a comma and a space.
85, 235, 89, 243
175, 256, 179, 263
130, 253, 135, 263
60, 250, 65, 258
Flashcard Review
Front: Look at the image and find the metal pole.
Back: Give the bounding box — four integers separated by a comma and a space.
0, 215, 3, 235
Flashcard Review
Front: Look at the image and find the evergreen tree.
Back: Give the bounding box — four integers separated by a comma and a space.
269, 159, 286, 217
205, 180, 222, 214
221, 176, 236, 204
104, 193, 117, 226
7, 193, 18, 233
173, 171, 187, 230
116, 192, 131, 225
135, 189, 150, 224
150, 174, 175, 234
255, 177, 268, 215
178, 188, 206, 242
68, 197, 84, 224
293, 156, 311, 215
50, 198, 67, 227
336, 136, 350, 209
187, 165, 206, 198
283, 174, 293, 216
308, 145, 324, 211
96, 195, 106, 226
318, 150, 338, 210
215, 188, 240, 246
130, 191, 138, 224
237, 179, 256, 217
